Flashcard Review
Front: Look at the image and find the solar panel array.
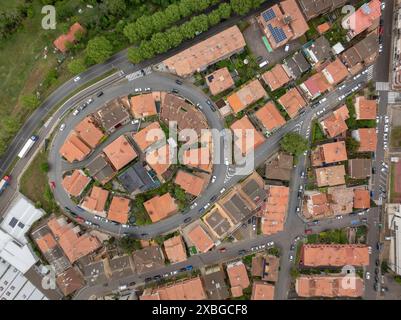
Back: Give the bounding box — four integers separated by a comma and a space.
262, 8, 276, 22
268, 24, 287, 44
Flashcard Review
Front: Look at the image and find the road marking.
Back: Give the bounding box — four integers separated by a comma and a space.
376, 82, 389, 91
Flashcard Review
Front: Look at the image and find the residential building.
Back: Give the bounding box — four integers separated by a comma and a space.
341, 32, 379, 68
296, 0, 347, 20
59, 133, 91, 163
186, 224, 215, 253
311, 141, 348, 167
56, 267, 85, 296
251, 254, 280, 282
95, 98, 131, 133
257, 0, 309, 50
300, 244, 370, 266
203, 206, 235, 239
277, 87, 307, 118
348, 159, 372, 179
296, 275, 364, 297
354, 96, 377, 120
107, 196, 130, 224
265, 152, 293, 181
73, 116, 104, 149
103, 135, 138, 171
143, 193, 178, 223
254, 102, 286, 133
61, 170, 91, 197
162, 26, 246, 77
140, 276, 207, 300
327, 186, 354, 215
299, 72, 331, 99
226, 261, 250, 298
118, 162, 158, 194
132, 122, 165, 152
261, 185, 289, 235
342, 0, 381, 39
321, 58, 349, 85
320, 104, 350, 138
130, 93, 157, 119
315, 165, 346, 187
53, 22, 85, 53
283, 51, 311, 79
205, 67, 235, 96
145, 143, 173, 179
80, 186, 109, 216
174, 170, 207, 197
352, 128, 377, 152
202, 267, 230, 300
163, 235, 187, 264
251, 282, 275, 300
353, 188, 371, 209
387, 204, 401, 275
230, 116, 266, 156
226, 79, 267, 114
182, 146, 212, 173
47, 216, 101, 263
304, 36, 332, 65
86, 153, 116, 184
262, 64, 291, 91
132, 246, 165, 274
303, 191, 332, 219
317, 22, 331, 34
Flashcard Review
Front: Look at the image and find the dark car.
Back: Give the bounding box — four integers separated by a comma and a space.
180, 267, 187, 272
153, 275, 161, 280
210, 195, 218, 202
375, 275, 379, 282
377, 242, 382, 250
372, 167, 376, 174
110, 221, 120, 226
172, 88, 179, 94
374, 283, 379, 291
210, 104, 216, 112
256, 56, 263, 62
175, 79, 183, 85
198, 207, 206, 213
238, 249, 247, 255
141, 233, 149, 237
290, 244, 295, 251
141, 69, 146, 75
376, 259, 380, 266
97, 91, 104, 97
375, 268, 379, 274
144, 277, 152, 283
184, 217, 192, 223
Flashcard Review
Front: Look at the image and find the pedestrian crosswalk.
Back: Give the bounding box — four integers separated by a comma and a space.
388, 91, 401, 103
224, 166, 236, 184
376, 82, 390, 91
126, 67, 152, 81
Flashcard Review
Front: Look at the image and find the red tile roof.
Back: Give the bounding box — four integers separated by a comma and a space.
130, 94, 157, 119
174, 170, 207, 197
80, 186, 109, 215
59, 133, 91, 163
187, 225, 214, 253
103, 135, 137, 171
230, 116, 266, 155
355, 96, 377, 120
53, 22, 85, 53
353, 188, 371, 209
144, 193, 178, 223
205, 67, 235, 95
255, 102, 286, 132
62, 170, 91, 197
133, 122, 165, 152
227, 80, 267, 114
226, 262, 250, 297
163, 235, 187, 264
354, 128, 377, 152
107, 196, 130, 224
251, 282, 275, 300
74, 117, 104, 149
277, 87, 307, 118
262, 64, 291, 91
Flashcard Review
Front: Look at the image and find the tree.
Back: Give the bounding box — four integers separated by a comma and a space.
151, 32, 171, 54
85, 36, 113, 64
135, 15, 154, 40
127, 47, 143, 63
346, 136, 360, 154
230, 0, 253, 15
280, 132, 308, 157
208, 10, 221, 26
180, 21, 196, 39
152, 11, 168, 33
190, 14, 209, 33
40, 162, 50, 173
21, 94, 40, 110
118, 236, 142, 254
197, 0, 211, 11
166, 26, 184, 47
123, 23, 140, 43
105, 0, 126, 17
67, 58, 86, 75
218, 3, 232, 20
139, 40, 155, 59
178, 0, 194, 17
164, 4, 181, 25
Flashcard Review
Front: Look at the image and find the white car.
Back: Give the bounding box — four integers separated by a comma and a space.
366, 272, 371, 280
267, 241, 274, 246
353, 74, 361, 80
303, 150, 308, 156
134, 88, 142, 93
385, 116, 389, 124
73, 76, 81, 82
72, 109, 80, 116
296, 207, 300, 212
320, 97, 327, 103
87, 98, 93, 104
171, 270, 178, 275
122, 224, 130, 228
358, 211, 365, 216
220, 188, 226, 194
59, 123, 66, 131
339, 84, 346, 90
289, 255, 294, 261
284, 44, 290, 52
336, 215, 343, 220
338, 96, 343, 101
144, 87, 151, 92
131, 119, 140, 124
211, 176, 216, 183
196, 103, 203, 109
204, 203, 211, 210
190, 202, 198, 210
381, 1, 385, 9
368, 246, 372, 254
163, 273, 169, 278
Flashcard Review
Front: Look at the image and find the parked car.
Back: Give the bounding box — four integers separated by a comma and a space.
59, 123, 66, 131
97, 91, 104, 97
219, 247, 227, 253
211, 175, 216, 183
73, 76, 81, 82
366, 272, 371, 280
175, 79, 183, 85
238, 249, 247, 255
172, 88, 179, 94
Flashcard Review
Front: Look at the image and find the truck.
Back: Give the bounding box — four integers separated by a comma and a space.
18, 135, 38, 158
0, 175, 11, 194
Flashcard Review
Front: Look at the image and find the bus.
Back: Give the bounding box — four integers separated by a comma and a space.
18, 135, 38, 159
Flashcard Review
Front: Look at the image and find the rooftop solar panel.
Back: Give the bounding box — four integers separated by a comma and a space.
268, 24, 287, 44
262, 8, 276, 22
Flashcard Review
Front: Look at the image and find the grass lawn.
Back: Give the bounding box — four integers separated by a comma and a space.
390, 163, 401, 203
311, 121, 326, 144
19, 148, 59, 214
306, 229, 348, 244
391, 126, 401, 148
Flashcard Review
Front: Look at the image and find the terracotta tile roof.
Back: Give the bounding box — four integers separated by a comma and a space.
146, 143, 172, 178
300, 72, 331, 98
353, 188, 371, 209
355, 96, 377, 120
59, 133, 91, 163
226, 262, 250, 297
301, 244, 370, 266
80, 186, 109, 215
62, 170, 91, 197
230, 116, 266, 155
163, 235, 187, 264
296, 275, 364, 297
48, 217, 101, 263
187, 225, 214, 253
130, 94, 157, 119
174, 170, 207, 197
205, 67, 235, 96
73, 116, 104, 149
182, 147, 212, 173
262, 64, 291, 91
144, 193, 178, 223
53, 22, 85, 53
322, 58, 349, 85
353, 128, 377, 152
227, 80, 267, 114
255, 102, 286, 132
140, 276, 207, 300
261, 185, 289, 235
321, 141, 348, 164
342, 0, 381, 38
56, 267, 85, 296
304, 191, 332, 218
277, 87, 307, 118
36, 233, 57, 254
317, 22, 331, 34
251, 282, 275, 300
320, 105, 349, 138
315, 165, 346, 187
132, 122, 165, 152
107, 196, 130, 224
103, 135, 137, 171
265, 152, 293, 181
327, 186, 354, 215
162, 26, 246, 77
280, 0, 310, 38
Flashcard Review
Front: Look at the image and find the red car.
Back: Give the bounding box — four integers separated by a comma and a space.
50, 181, 56, 189
219, 247, 227, 253
76, 217, 84, 224
305, 229, 313, 235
